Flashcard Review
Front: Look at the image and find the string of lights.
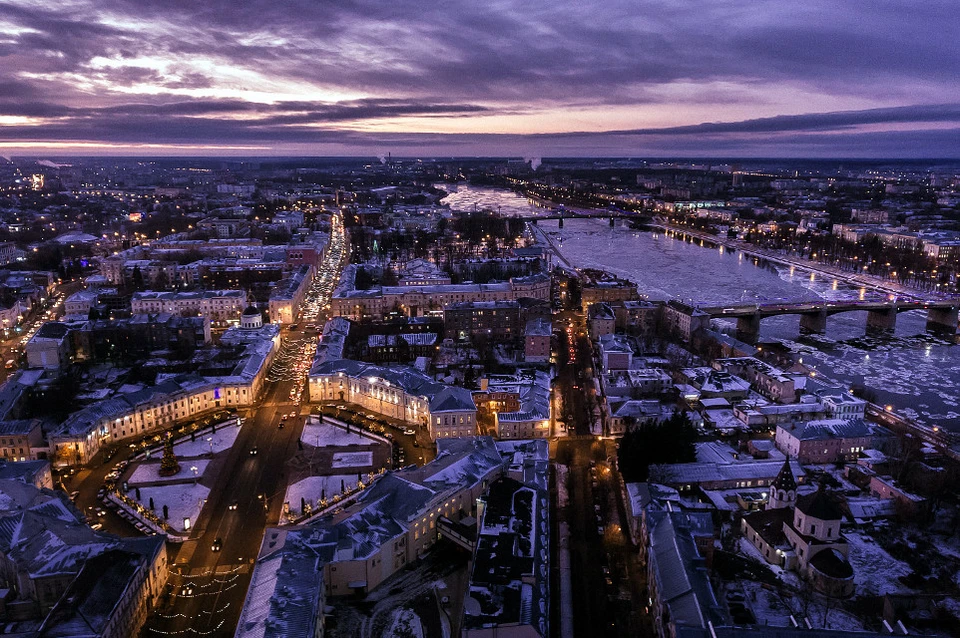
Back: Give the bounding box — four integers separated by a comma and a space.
173, 582, 239, 598
148, 619, 225, 635
170, 564, 245, 579
155, 602, 230, 620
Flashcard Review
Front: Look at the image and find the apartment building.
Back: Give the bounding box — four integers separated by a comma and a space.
333, 274, 549, 320
131, 290, 246, 325
308, 359, 477, 440
237, 438, 547, 637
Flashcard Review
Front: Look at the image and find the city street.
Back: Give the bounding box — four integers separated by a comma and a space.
0, 279, 80, 384
144, 376, 308, 635
140, 212, 348, 635
554, 309, 653, 637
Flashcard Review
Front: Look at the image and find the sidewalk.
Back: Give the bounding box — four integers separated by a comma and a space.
555, 463, 574, 638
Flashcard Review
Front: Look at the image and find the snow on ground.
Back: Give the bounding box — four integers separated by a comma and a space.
332, 451, 373, 468
301, 417, 371, 447
131, 483, 209, 533
844, 531, 914, 595
737, 567, 867, 632
172, 423, 241, 457
283, 474, 361, 515
383, 608, 424, 638
129, 459, 210, 485
556, 464, 568, 508
735, 581, 792, 627
930, 532, 960, 561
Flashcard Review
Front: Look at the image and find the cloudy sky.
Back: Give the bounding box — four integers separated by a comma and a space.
0, 0, 958, 156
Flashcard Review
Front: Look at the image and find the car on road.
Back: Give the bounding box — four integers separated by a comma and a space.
212, 537, 223, 552
229, 501, 239, 511
69, 490, 80, 500
249, 446, 258, 456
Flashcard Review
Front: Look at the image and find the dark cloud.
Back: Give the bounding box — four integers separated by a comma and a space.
594, 104, 960, 137
0, 0, 958, 154
0, 101, 957, 159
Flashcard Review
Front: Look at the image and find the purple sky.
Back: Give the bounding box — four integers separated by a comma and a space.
1, 0, 958, 156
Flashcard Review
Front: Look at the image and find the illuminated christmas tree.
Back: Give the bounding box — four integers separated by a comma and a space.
158, 435, 180, 477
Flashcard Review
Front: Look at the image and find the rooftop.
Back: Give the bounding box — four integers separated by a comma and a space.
647, 510, 725, 631
464, 476, 549, 636
778, 418, 872, 442
525, 317, 552, 337
654, 458, 806, 487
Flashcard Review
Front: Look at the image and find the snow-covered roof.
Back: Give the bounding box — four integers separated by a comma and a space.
484, 371, 552, 425
269, 265, 312, 301
646, 510, 725, 631
131, 289, 244, 301
464, 477, 550, 636
235, 535, 325, 638
625, 482, 680, 519
777, 418, 872, 442
654, 458, 806, 488
0, 479, 163, 591
681, 367, 751, 395
524, 317, 552, 337
239, 436, 549, 633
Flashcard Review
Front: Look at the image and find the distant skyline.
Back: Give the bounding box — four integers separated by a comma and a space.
1, 0, 959, 157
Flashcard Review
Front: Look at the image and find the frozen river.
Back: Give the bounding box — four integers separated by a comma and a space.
439, 182, 546, 217
441, 184, 960, 429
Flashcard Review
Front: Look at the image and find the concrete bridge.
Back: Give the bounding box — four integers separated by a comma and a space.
529, 209, 645, 227
699, 299, 960, 342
